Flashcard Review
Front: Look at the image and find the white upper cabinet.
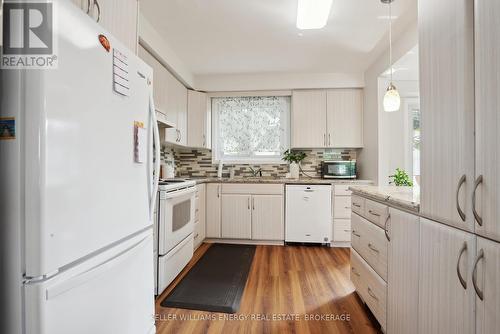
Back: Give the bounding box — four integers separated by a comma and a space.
291, 89, 363, 148
137, 45, 167, 115
474, 0, 500, 242
187, 90, 210, 149
418, 218, 476, 334
72, 0, 138, 53
418, 0, 475, 232
326, 89, 363, 148
165, 70, 188, 145
474, 237, 500, 334
291, 90, 327, 148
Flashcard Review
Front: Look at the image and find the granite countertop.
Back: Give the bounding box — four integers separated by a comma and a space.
186, 177, 373, 186
348, 185, 420, 212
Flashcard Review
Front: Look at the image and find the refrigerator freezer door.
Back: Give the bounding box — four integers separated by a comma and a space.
24, 230, 156, 334
23, 0, 155, 277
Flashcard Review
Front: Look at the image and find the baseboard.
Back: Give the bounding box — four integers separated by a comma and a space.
331, 241, 351, 248
204, 238, 285, 246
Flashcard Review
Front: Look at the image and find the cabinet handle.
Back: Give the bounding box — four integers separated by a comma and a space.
368, 209, 381, 217
351, 267, 360, 277
456, 174, 466, 222
247, 197, 250, 210
384, 214, 391, 241
217, 185, 220, 198
367, 287, 379, 301
86, 0, 91, 14
93, 0, 101, 22
344, 229, 350, 232
368, 243, 379, 253
202, 134, 206, 147
252, 197, 255, 210
194, 233, 199, 239
328, 133, 331, 146
352, 230, 361, 237
352, 203, 361, 208
456, 241, 467, 290
472, 175, 483, 226
472, 249, 484, 301
344, 206, 351, 209
324, 133, 326, 146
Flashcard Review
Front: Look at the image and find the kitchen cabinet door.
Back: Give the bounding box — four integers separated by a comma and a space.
251, 195, 284, 241
187, 90, 209, 149
196, 184, 206, 242
165, 72, 188, 145
474, 0, 500, 242
221, 194, 252, 239
387, 208, 419, 334
95, 0, 138, 53
418, 0, 475, 232
138, 45, 167, 115
326, 89, 363, 148
474, 236, 500, 334
291, 90, 327, 148
205, 184, 221, 238
418, 218, 475, 334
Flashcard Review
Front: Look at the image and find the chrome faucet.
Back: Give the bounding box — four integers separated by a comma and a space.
249, 167, 262, 177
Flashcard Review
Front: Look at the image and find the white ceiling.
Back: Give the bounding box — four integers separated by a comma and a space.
140, 0, 417, 75
381, 45, 419, 81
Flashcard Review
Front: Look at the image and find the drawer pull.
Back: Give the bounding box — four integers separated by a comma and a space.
344, 229, 350, 232
351, 267, 360, 277
456, 241, 467, 290
344, 206, 351, 209
472, 249, 485, 300
368, 209, 381, 217
368, 243, 379, 253
384, 214, 391, 242
472, 175, 483, 226
352, 230, 361, 237
456, 174, 466, 222
352, 203, 361, 208
367, 287, 379, 301
194, 233, 199, 239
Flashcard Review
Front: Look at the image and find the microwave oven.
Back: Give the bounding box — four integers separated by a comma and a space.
321, 160, 357, 179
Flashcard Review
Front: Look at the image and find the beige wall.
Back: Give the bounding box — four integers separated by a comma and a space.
358, 21, 418, 184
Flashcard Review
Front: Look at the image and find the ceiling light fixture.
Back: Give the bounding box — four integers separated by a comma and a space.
296, 0, 333, 30
381, 0, 401, 112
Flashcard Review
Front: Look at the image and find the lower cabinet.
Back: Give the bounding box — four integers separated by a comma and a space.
418, 218, 475, 334
475, 236, 500, 334
206, 183, 284, 241
221, 194, 252, 239
193, 184, 206, 250
387, 208, 420, 334
205, 183, 221, 238
252, 195, 284, 240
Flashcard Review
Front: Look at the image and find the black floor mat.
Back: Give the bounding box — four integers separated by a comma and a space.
160, 243, 256, 313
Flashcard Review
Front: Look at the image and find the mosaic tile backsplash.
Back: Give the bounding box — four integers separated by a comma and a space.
161, 147, 357, 178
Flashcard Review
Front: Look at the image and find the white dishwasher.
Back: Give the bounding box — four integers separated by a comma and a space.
285, 184, 332, 244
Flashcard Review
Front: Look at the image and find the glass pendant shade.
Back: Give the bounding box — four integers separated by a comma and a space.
383, 83, 401, 112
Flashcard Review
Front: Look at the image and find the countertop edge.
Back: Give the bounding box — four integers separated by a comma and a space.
189, 178, 374, 185
349, 186, 420, 213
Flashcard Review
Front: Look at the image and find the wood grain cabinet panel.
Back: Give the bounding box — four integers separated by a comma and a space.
474, 0, 500, 242
418, 0, 475, 232
326, 89, 363, 148
387, 208, 419, 334
418, 218, 475, 334
475, 236, 500, 334
291, 90, 327, 148
221, 194, 252, 239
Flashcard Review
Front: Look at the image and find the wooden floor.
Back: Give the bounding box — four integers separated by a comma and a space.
155, 244, 381, 334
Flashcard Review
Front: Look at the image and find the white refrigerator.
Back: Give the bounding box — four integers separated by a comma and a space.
0, 1, 160, 333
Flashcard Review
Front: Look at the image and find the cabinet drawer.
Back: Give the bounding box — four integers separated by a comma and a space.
193, 221, 202, 248
334, 185, 352, 196
351, 195, 365, 216
221, 183, 284, 195
364, 199, 389, 229
351, 213, 388, 281
333, 219, 351, 242
334, 196, 351, 218
351, 248, 387, 329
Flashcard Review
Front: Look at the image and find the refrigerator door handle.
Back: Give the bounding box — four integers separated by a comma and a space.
149, 93, 161, 220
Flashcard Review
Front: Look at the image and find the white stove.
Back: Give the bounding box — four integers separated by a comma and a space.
154, 178, 196, 295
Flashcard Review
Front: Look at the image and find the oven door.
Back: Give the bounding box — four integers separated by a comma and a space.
158, 187, 196, 256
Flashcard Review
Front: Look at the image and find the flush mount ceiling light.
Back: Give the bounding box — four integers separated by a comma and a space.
381, 0, 401, 112
296, 0, 333, 30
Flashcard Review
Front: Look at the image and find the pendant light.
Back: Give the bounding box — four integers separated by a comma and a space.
382, 0, 401, 112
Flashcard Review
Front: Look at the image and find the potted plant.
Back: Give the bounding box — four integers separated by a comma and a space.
282, 149, 306, 179
389, 168, 413, 186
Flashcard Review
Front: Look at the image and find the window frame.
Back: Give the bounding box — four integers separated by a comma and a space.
211, 95, 291, 164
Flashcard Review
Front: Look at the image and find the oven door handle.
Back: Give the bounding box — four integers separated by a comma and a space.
163, 187, 196, 200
